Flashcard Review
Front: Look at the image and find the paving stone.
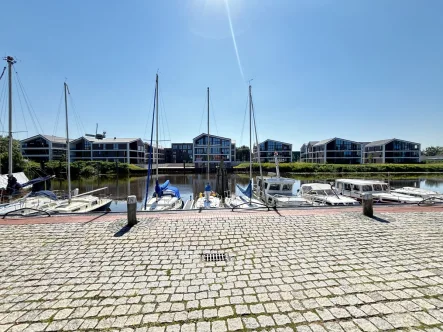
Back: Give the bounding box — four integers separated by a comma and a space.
212, 320, 227, 332
1, 211, 443, 332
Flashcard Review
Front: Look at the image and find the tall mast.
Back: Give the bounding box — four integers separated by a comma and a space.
6, 56, 15, 176
249, 85, 252, 181
249, 85, 252, 204
64, 82, 72, 203
156, 74, 159, 179
207, 87, 210, 182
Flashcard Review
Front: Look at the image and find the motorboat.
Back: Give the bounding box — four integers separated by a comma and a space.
299, 183, 359, 206
335, 179, 423, 204
391, 187, 443, 201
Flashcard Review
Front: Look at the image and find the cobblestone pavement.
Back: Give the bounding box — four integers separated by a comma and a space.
0, 210, 443, 331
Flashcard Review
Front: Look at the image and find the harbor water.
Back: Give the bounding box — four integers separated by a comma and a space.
49, 174, 443, 212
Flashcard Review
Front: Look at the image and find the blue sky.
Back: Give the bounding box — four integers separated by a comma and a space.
1, 0, 442, 150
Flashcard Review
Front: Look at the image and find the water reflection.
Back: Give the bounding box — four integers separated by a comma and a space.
51, 174, 443, 212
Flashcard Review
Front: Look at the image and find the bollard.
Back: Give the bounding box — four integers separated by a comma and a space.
362, 193, 373, 217
127, 195, 137, 226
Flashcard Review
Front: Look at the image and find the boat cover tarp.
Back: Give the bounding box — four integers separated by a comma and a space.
163, 186, 181, 199
20, 175, 54, 188
153, 180, 180, 198
237, 180, 252, 198
27, 190, 58, 201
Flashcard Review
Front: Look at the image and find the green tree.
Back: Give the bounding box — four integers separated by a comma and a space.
0, 136, 26, 174
236, 146, 250, 162
422, 146, 443, 156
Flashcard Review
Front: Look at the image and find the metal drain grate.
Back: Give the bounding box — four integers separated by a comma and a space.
202, 252, 228, 262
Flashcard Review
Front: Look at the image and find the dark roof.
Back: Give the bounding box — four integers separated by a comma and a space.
313, 138, 334, 146
70, 136, 141, 144
364, 139, 394, 147
21, 134, 68, 144
314, 137, 362, 147
365, 138, 420, 148
193, 133, 232, 141
259, 139, 292, 146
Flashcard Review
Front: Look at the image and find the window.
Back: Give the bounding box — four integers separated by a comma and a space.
373, 184, 382, 191
362, 185, 372, 192
269, 184, 280, 190
282, 184, 292, 191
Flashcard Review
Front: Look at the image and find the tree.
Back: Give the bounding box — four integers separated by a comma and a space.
236, 146, 250, 162
422, 146, 443, 156
0, 136, 26, 174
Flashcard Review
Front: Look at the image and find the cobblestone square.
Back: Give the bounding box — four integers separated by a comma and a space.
0, 209, 442, 331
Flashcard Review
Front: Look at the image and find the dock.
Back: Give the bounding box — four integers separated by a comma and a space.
0, 205, 442, 331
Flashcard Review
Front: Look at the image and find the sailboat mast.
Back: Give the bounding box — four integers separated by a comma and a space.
64, 82, 72, 203
207, 87, 210, 182
6, 56, 15, 176
249, 85, 252, 180
249, 85, 252, 204
156, 74, 159, 179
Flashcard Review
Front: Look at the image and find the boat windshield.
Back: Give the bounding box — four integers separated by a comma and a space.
269, 184, 280, 190
362, 185, 372, 192
382, 184, 389, 191
373, 184, 382, 191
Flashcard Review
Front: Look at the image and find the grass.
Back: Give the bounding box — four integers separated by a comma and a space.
234, 162, 443, 174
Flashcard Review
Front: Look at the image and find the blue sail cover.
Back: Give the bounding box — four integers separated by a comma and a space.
163, 186, 181, 199
20, 175, 54, 188
28, 190, 57, 201
153, 180, 179, 198
237, 180, 252, 198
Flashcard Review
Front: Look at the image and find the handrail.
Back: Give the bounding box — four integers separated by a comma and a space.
2, 208, 51, 219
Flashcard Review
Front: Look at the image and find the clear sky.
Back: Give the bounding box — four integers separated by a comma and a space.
1, 0, 442, 150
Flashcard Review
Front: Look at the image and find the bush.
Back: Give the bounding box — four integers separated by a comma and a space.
235, 162, 443, 173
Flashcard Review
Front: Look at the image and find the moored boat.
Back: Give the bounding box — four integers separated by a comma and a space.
299, 183, 359, 206
335, 179, 423, 204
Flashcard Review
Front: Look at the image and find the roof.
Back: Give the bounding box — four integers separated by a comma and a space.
313, 138, 334, 147
335, 179, 386, 185
193, 133, 232, 141
314, 137, 362, 147
307, 141, 318, 146
70, 136, 141, 144
301, 183, 333, 190
365, 138, 420, 148
21, 134, 68, 144
259, 139, 292, 146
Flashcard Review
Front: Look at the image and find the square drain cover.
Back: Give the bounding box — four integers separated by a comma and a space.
202, 252, 228, 262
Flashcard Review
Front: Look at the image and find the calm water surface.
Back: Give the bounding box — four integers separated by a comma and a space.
51, 174, 443, 212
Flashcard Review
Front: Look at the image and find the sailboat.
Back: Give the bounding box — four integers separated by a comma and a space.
141, 74, 183, 211
193, 87, 222, 209
225, 85, 265, 209
46, 83, 112, 214
0, 56, 62, 216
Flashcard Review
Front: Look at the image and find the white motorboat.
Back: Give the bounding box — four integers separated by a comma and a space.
335, 179, 424, 204
391, 187, 443, 200
299, 183, 359, 206
254, 154, 312, 207
141, 75, 183, 212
